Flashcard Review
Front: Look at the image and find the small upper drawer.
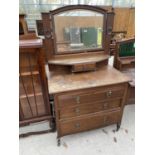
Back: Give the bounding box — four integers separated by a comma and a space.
59, 110, 121, 136
57, 85, 125, 108
72, 63, 96, 73
59, 99, 121, 119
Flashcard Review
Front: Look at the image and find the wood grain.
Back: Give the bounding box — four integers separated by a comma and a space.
19, 39, 53, 127
47, 65, 131, 94
48, 53, 109, 65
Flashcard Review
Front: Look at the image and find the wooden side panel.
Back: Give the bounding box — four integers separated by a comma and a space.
42, 13, 54, 60
20, 95, 46, 119
19, 51, 47, 120
126, 8, 135, 38
113, 8, 135, 37
19, 45, 52, 125
105, 12, 115, 54
19, 14, 28, 35
113, 8, 130, 32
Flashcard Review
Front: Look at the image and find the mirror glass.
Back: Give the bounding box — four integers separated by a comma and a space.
53, 9, 104, 53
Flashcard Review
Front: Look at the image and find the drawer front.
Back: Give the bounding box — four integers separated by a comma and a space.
59, 99, 121, 119
59, 110, 121, 136
57, 85, 125, 108
72, 64, 83, 72
83, 63, 96, 71
72, 63, 96, 73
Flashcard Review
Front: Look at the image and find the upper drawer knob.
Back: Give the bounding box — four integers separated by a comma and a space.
76, 96, 80, 104
107, 90, 112, 97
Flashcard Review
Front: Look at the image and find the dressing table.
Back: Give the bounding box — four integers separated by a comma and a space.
41, 5, 131, 146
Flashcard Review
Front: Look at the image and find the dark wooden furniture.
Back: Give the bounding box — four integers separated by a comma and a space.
19, 39, 53, 131
114, 38, 135, 70
36, 20, 44, 36
113, 38, 135, 104
40, 5, 130, 146
19, 14, 28, 35
19, 14, 37, 40
110, 31, 127, 56
47, 65, 130, 145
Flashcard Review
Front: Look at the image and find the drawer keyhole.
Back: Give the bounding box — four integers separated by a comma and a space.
76, 96, 80, 104
107, 90, 112, 97
75, 123, 80, 128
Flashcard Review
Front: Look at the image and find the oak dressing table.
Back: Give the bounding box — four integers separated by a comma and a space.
41, 5, 131, 145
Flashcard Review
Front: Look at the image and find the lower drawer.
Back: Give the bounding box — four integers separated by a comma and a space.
59, 110, 121, 136
59, 99, 121, 119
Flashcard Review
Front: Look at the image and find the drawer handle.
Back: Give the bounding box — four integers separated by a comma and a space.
75, 108, 80, 114
75, 123, 80, 128
107, 90, 112, 97
76, 96, 80, 104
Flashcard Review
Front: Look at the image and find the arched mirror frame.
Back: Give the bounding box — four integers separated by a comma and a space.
50, 5, 107, 55
42, 5, 114, 60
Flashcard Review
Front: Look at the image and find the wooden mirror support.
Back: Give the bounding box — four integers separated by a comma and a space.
41, 5, 114, 73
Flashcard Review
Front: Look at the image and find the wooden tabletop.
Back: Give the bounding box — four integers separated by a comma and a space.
19, 39, 42, 49
47, 65, 131, 94
48, 53, 109, 66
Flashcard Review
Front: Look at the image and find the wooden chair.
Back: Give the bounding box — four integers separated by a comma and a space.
114, 38, 135, 70
19, 14, 37, 40
113, 38, 135, 104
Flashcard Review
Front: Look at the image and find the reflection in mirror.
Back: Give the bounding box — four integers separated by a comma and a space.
53, 9, 104, 53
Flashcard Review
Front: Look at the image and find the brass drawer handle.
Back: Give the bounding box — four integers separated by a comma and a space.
107, 90, 112, 97
75, 108, 80, 114
76, 96, 80, 104
75, 123, 80, 128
